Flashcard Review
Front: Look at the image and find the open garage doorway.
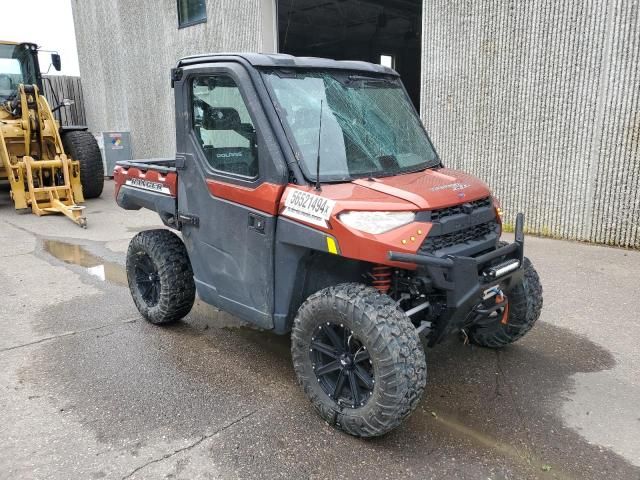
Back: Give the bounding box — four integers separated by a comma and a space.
277, 0, 423, 111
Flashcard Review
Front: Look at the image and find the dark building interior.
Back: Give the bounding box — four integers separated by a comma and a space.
277, 0, 423, 111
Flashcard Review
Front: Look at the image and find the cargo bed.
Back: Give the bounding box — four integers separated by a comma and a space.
113, 158, 179, 227
115, 158, 177, 174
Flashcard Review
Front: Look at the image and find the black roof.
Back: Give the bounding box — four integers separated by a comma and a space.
177, 52, 399, 76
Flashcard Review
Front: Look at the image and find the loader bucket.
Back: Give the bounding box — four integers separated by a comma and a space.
22, 154, 87, 228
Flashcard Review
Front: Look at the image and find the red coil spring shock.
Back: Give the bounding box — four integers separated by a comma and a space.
371, 265, 392, 293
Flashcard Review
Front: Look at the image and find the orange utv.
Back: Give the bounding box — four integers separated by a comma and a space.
114, 54, 543, 437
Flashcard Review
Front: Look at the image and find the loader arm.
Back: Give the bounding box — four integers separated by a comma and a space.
0, 84, 86, 227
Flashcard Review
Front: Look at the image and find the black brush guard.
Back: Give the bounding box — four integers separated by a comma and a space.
389, 213, 526, 346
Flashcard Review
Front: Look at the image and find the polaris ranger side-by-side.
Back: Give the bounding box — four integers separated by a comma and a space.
114, 54, 543, 437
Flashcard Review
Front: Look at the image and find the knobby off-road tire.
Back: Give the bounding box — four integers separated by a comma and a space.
469, 255, 543, 348
126, 229, 195, 325
291, 283, 427, 437
61, 130, 104, 199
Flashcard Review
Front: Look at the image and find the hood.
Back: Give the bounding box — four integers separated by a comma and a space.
317, 168, 492, 211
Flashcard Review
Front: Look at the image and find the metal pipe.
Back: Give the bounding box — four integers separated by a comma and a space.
474, 242, 517, 265
388, 251, 454, 268
405, 301, 429, 317
515, 212, 525, 243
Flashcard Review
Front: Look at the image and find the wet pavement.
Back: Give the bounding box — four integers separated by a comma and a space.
1, 181, 639, 479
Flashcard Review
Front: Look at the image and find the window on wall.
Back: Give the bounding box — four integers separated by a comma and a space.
177, 0, 207, 28
191, 76, 259, 178
379, 54, 395, 69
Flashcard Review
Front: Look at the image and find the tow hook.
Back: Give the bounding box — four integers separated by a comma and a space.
475, 287, 509, 325
496, 292, 510, 325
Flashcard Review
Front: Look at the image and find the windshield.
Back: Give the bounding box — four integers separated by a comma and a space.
0, 43, 38, 102
262, 70, 439, 182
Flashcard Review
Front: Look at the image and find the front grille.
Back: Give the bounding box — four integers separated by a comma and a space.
430, 196, 492, 222
420, 220, 499, 254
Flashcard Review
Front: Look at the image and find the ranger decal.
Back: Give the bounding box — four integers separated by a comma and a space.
125, 178, 171, 195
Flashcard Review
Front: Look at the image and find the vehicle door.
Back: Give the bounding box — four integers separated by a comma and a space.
174, 62, 287, 328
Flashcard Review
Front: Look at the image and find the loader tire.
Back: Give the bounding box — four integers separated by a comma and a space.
61, 130, 104, 199
468, 255, 543, 348
291, 283, 427, 437
126, 229, 195, 325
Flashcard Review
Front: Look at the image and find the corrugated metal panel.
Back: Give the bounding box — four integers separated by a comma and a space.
421, 0, 639, 247
42, 75, 86, 126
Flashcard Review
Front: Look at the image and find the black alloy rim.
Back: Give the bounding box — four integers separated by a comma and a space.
134, 254, 160, 306
309, 322, 375, 408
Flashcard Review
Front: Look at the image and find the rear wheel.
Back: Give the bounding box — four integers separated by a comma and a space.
291, 283, 427, 437
61, 130, 104, 199
126, 229, 195, 324
468, 256, 543, 348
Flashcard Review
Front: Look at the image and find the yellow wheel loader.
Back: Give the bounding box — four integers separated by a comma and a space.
0, 41, 104, 227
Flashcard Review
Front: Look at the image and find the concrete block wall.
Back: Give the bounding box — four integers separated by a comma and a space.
421, 0, 639, 247
71, 0, 274, 160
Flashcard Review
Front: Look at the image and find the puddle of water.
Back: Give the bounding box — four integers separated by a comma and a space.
41, 241, 272, 331
43, 239, 127, 286
42, 240, 289, 350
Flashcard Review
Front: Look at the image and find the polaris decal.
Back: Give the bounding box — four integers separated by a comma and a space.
430, 182, 470, 192
216, 152, 243, 158
283, 189, 336, 228
125, 178, 171, 195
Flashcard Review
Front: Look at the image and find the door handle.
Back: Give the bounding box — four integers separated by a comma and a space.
248, 213, 266, 234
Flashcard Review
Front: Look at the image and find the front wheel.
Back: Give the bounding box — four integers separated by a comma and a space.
61, 130, 104, 199
468, 256, 543, 348
291, 283, 427, 437
126, 229, 195, 324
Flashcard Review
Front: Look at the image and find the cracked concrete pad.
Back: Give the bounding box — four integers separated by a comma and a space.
0, 221, 35, 257
562, 372, 640, 467
120, 411, 257, 479
0, 244, 99, 350
1, 181, 639, 479
518, 234, 640, 469
0, 180, 164, 244
104, 239, 134, 254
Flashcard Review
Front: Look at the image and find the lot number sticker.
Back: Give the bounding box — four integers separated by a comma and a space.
283, 189, 336, 227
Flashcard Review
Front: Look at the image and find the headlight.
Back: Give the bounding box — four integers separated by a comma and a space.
338, 211, 415, 234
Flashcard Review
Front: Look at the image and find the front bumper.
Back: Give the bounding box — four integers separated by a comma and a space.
389, 213, 526, 345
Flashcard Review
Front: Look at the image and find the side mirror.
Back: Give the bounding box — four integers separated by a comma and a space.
51, 53, 61, 71
50, 98, 75, 113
